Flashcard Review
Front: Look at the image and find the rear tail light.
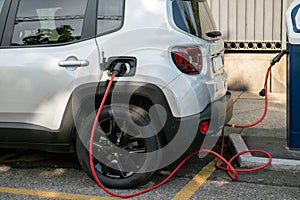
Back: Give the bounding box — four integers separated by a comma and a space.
171, 46, 203, 74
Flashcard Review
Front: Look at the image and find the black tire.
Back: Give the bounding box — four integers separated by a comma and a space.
76, 104, 161, 189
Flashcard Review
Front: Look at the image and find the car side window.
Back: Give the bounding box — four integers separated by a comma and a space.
11, 0, 88, 46
97, 0, 124, 35
0, 0, 4, 13
172, 0, 217, 41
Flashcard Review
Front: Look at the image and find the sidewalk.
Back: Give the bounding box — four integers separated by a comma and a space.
227, 91, 300, 171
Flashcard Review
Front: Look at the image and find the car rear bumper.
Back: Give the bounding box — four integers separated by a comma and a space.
163, 91, 233, 150
190, 91, 233, 150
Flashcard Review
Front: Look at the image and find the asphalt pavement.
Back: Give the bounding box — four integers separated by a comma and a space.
0, 91, 300, 200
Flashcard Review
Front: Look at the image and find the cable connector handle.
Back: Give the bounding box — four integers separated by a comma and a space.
271, 49, 289, 66
108, 62, 131, 76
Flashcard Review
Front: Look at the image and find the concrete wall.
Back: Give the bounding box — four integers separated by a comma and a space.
206, 0, 291, 93
225, 53, 286, 92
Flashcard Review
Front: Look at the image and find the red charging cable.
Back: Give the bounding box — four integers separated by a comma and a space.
88, 65, 273, 198
226, 64, 273, 129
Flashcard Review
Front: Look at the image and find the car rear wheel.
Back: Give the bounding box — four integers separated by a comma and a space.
76, 104, 161, 189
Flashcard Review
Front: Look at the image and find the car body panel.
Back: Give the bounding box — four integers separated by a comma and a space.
0, 0, 232, 153
0, 39, 100, 130
97, 0, 227, 118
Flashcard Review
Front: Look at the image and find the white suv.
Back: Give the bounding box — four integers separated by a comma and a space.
0, 0, 233, 188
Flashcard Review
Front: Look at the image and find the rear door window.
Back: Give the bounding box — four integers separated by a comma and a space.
0, 0, 4, 13
172, 0, 217, 40
97, 0, 124, 35
11, 0, 88, 46
0, 0, 7, 43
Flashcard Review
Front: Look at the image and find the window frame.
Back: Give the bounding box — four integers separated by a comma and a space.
1, 0, 97, 48
0, 0, 12, 45
96, 0, 125, 37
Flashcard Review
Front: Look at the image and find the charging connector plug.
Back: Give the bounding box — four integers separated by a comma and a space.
109, 62, 130, 76
108, 62, 131, 76
271, 49, 289, 66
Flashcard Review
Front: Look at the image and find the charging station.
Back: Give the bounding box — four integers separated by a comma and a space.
286, 0, 300, 149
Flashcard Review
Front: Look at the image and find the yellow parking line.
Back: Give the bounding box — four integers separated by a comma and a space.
171, 158, 217, 200
0, 187, 120, 200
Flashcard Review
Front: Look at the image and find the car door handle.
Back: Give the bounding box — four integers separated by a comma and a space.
58, 59, 89, 67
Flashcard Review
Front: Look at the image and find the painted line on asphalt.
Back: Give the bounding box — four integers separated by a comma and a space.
0, 187, 120, 200
171, 158, 217, 200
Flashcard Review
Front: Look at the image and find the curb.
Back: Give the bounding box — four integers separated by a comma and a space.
229, 134, 300, 172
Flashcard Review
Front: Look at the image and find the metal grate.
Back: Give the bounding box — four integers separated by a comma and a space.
224, 41, 282, 51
